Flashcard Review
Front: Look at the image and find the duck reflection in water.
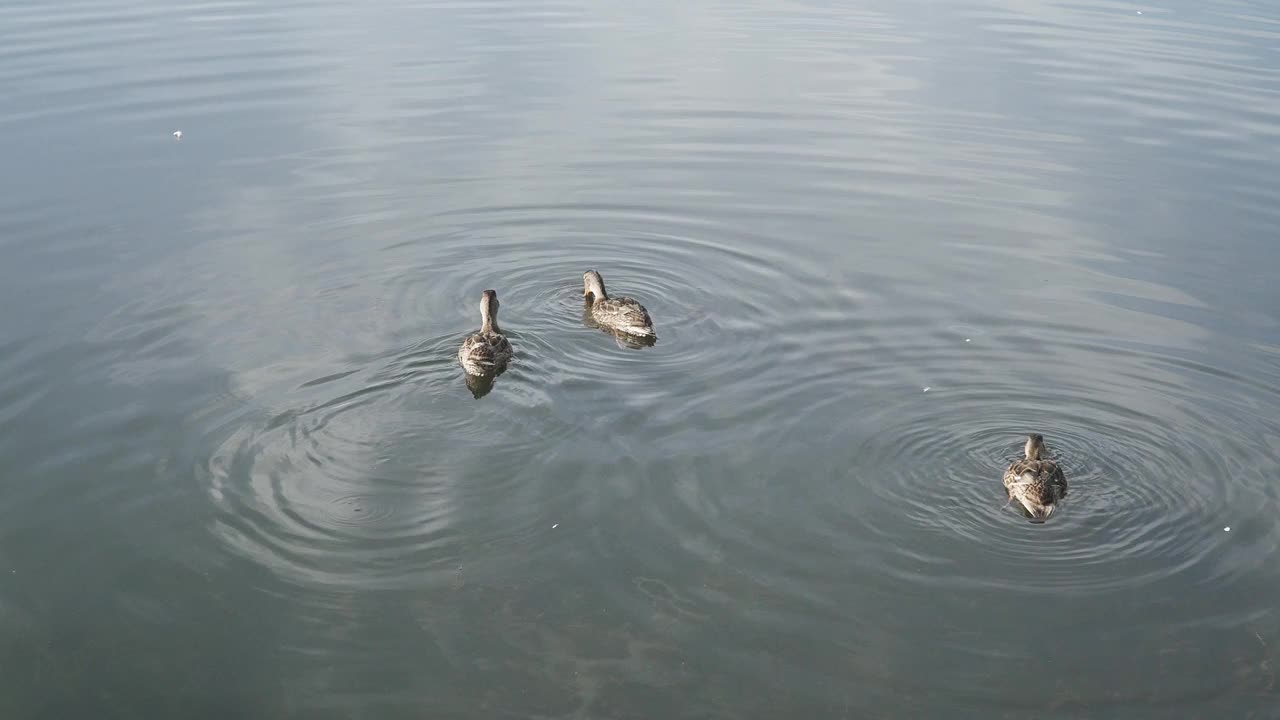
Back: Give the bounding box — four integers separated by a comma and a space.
463, 370, 501, 399
583, 298, 657, 349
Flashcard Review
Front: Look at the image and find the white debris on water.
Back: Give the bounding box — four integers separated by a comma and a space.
965, 338, 971, 342
1224, 526, 1231, 532
552, 523, 559, 529
173, 130, 183, 139
923, 387, 931, 392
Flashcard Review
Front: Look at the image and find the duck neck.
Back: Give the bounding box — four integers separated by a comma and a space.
587, 275, 608, 301
480, 303, 499, 334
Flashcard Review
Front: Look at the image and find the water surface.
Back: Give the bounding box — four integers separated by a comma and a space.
2, 0, 1279, 716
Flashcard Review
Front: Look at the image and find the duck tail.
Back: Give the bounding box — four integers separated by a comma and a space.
1017, 496, 1054, 522
629, 325, 656, 338
1009, 481, 1052, 520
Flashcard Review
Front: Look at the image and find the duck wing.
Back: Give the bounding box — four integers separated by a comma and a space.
593, 297, 654, 336
458, 332, 512, 374
1003, 459, 1067, 501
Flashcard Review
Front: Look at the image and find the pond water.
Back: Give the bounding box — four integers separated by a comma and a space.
2, 0, 1278, 716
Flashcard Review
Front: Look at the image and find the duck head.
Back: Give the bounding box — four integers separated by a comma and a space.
583, 270, 607, 301
1024, 433, 1045, 460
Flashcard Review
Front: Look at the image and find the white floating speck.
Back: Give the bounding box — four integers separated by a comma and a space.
552, 523, 559, 529
1224, 526, 1230, 532
1136, 10, 1142, 14
923, 387, 931, 392
965, 338, 971, 342
172, 130, 183, 139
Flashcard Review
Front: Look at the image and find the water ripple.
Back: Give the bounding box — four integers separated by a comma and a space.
5, 0, 1280, 714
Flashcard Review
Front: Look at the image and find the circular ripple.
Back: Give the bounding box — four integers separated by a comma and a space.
197, 213, 848, 589
200, 329, 579, 589
767, 329, 1280, 600
570, 309, 1280, 628
311, 492, 399, 530
374, 220, 849, 437
848, 387, 1230, 595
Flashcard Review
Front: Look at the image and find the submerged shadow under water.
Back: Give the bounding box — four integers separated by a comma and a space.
463, 365, 504, 399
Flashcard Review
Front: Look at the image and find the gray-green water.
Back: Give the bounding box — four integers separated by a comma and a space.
3, 0, 1279, 716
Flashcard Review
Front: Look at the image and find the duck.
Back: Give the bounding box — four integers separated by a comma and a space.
582, 270, 655, 339
457, 289, 513, 376
581, 298, 656, 349
1003, 433, 1068, 522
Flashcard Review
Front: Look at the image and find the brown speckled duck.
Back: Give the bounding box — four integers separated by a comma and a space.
1003, 433, 1068, 522
457, 290, 513, 376
583, 270, 655, 339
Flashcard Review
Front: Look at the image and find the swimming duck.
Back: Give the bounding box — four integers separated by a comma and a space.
1003, 433, 1068, 522
583, 270, 655, 339
457, 289, 513, 376
581, 298, 657, 349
